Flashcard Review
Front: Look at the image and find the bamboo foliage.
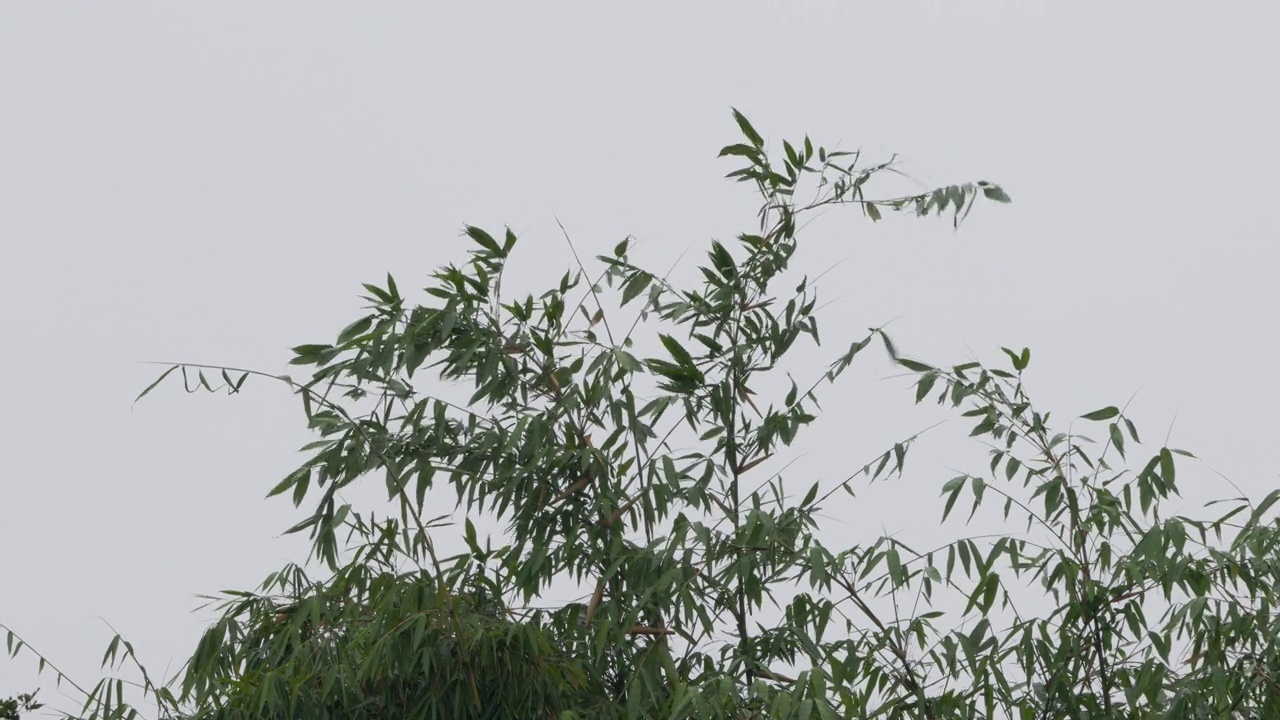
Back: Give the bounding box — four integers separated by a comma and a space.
8, 110, 1279, 720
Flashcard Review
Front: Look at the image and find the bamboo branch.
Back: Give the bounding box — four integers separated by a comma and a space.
756, 668, 796, 684
552, 474, 594, 504
585, 580, 606, 623
735, 454, 772, 475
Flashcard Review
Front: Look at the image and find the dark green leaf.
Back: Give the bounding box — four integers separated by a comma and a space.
731, 108, 764, 148
802, 481, 819, 508
464, 225, 502, 254
361, 282, 392, 303
1080, 406, 1120, 421
659, 334, 696, 368
1109, 423, 1126, 458
1159, 447, 1175, 485
337, 317, 373, 345
718, 143, 760, 159
898, 358, 933, 373
879, 331, 898, 361
982, 185, 1012, 202
1004, 457, 1021, 482
1124, 417, 1141, 443
622, 271, 653, 306
1250, 489, 1280, 525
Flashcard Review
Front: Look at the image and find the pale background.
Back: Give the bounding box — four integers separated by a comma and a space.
3, 1, 1277, 712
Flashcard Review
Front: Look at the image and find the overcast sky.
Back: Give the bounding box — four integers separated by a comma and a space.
2, 1, 1277, 710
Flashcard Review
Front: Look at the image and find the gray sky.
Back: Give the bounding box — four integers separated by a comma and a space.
3, 0, 1277, 708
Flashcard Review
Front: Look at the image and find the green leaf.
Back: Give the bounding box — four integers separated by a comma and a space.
337, 317, 373, 345
982, 185, 1012, 202
1135, 525, 1162, 558
1043, 478, 1062, 515
886, 547, 904, 586
1124, 417, 1141, 443
915, 373, 937, 403
970, 417, 997, 437
647, 359, 703, 393
731, 108, 764, 148
134, 365, 179, 405
802, 481, 819, 508
968, 476, 986, 521
464, 517, 479, 553
659, 334, 696, 368
1004, 457, 1021, 482
361, 282, 392, 304
783, 140, 800, 169
464, 225, 502, 254
621, 271, 653, 306
330, 503, 351, 529
1080, 406, 1120, 421
708, 240, 736, 279
1159, 447, 1175, 484
267, 468, 306, 498
289, 344, 335, 366
784, 379, 799, 407
1109, 422, 1126, 458
981, 573, 1000, 610
898, 358, 933, 373
718, 143, 760, 159
284, 514, 319, 536
879, 331, 898, 361
1249, 489, 1280, 525
1000, 346, 1030, 372
291, 470, 311, 507
220, 369, 247, 394
865, 203, 881, 222
613, 349, 642, 373
942, 476, 966, 522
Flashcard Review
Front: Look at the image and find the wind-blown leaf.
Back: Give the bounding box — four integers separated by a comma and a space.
731, 107, 764, 148
1081, 406, 1120, 421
